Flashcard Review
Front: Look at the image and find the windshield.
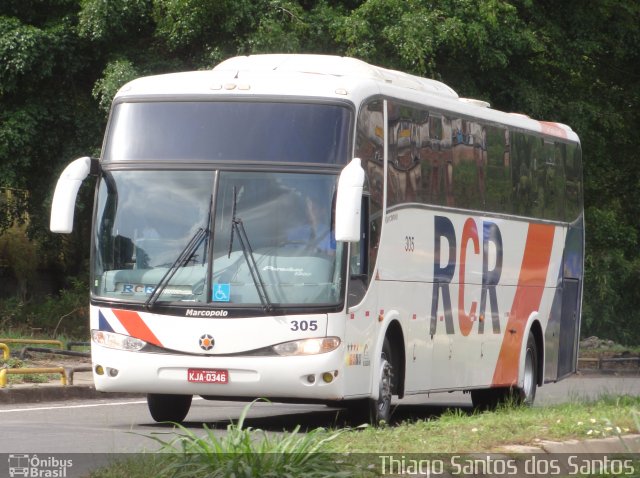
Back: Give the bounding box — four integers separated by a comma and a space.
93, 170, 345, 308
104, 101, 351, 165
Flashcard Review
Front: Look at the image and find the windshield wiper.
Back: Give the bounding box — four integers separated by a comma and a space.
145, 193, 214, 310
227, 187, 274, 313
144, 227, 207, 310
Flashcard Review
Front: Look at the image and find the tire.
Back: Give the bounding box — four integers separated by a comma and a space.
471, 332, 538, 410
147, 393, 193, 423
347, 337, 395, 425
518, 332, 538, 406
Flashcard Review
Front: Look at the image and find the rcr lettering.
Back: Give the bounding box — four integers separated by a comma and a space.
430, 215, 503, 337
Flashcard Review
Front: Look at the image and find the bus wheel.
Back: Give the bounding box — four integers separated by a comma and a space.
368, 337, 394, 424
147, 393, 192, 422
471, 332, 538, 410
518, 332, 538, 406
345, 338, 395, 425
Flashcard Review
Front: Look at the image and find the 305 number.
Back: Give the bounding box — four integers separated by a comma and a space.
290, 320, 318, 331
405, 236, 415, 252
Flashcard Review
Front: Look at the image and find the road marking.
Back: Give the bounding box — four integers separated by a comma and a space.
0, 399, 148, 413
0, 397, 205, 414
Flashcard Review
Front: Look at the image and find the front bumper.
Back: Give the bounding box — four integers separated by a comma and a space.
91, 344, 345, 401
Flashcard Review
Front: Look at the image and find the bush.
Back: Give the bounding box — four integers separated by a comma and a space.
0, 276, 88, 339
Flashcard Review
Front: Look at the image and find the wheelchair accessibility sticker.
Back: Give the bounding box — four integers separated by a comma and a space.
213, 283, 231, 302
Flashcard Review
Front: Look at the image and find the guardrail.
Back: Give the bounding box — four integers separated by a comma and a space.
65, 366, 93, 385
0, 338, 91, 388
0, 367, 67, 388
0, 338, 64, 350
19, 347, 90, 360
0, 338, 90, 360
578, 356, 640, 371
66, 341, 90, 351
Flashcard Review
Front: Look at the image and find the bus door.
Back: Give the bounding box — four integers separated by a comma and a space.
557, 279, 580, 377
343, 197, 379, 397
557, 220, 584, 378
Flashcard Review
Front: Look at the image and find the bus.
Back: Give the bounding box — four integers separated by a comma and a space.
50, 54, 583, 424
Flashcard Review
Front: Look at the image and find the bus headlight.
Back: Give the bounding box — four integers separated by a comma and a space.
91, 330, 146, 351
272, 337, 340, 356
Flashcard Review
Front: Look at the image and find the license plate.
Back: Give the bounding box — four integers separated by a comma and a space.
187, 368, 229, 384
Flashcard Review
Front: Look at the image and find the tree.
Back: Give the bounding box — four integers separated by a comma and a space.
0, 0, 638, 343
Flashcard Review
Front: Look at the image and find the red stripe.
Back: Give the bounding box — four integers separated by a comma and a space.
112, 309, 163, 347
492, 224, 555, 386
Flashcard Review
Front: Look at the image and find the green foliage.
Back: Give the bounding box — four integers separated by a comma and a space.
248, 0, 308, 53
92, 395, 640, 476
0, 0, 638, 343
0, 224, 38, 300
92, 59, 140, 114
0, 17, 56, 95
153, 0, 260, 62
0, 356, 59, 384
0, 276, 88, 337
323, 395, 640, 454
584, 206, 640, 344
78, 0, 152, 43
143, 401, 349, 478
28, 277, 88, 336
0, 356, 25, 369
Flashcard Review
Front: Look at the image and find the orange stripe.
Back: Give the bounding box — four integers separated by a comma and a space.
492, 224, 555, 386
112, 309, 162, 347
540, 121, 568, 139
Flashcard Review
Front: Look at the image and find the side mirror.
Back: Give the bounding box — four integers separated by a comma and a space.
335, 157, 365, 242
50, 156, 95, 233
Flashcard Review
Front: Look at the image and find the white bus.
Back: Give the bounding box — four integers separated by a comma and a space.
51, 54, 583, 424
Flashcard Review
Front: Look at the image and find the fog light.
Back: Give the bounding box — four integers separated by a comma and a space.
306, 374, 316, 384
95, 365, 104, 375
108, 368, 119, 377
322, 372, 333, 383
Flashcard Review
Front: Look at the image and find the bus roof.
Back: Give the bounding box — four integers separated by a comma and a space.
115, 54, 579, 143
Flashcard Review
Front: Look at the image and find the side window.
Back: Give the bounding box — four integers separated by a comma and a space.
537, 139, 564, 220
424, 114, 452, 206
451, 119, 484, 209
387, 102, 423, 206
564, 143, 582, 222
529, 138, 546, 219
511, 131, 536, 216
350, 101, 384, 306
522, 137, 565, 221
485, 126, 511, 213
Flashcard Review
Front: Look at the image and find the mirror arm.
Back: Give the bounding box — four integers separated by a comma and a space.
50, 156, 98, 234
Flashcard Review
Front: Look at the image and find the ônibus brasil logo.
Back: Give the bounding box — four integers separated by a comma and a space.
8, 454, 73, 477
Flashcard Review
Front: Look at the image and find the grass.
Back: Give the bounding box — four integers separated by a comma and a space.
323, 395, 640, 454
0, 330, 88, 346
93, 400, 353, 478
88, 396, 640, 478
0, 356, 60, 384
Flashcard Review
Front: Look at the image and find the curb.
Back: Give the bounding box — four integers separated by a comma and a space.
576, 368, 640, 376
0, 385, 142, 405
500, 434, 640, 454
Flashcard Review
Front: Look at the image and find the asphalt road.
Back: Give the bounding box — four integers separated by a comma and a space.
0, 374, 638, 476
